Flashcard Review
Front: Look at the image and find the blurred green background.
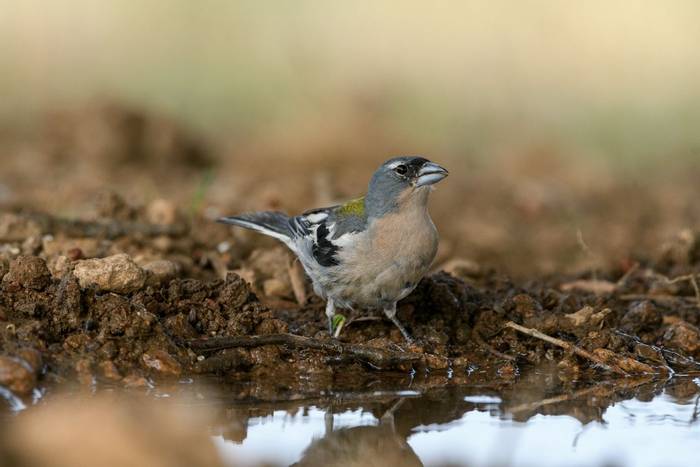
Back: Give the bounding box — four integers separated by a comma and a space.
3, 0, 700, 164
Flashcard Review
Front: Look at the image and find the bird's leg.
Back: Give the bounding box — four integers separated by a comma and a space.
383, 302, 413, 344
325, 298, 336, 336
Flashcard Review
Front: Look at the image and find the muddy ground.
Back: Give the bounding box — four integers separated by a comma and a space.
1, 103, 700, 405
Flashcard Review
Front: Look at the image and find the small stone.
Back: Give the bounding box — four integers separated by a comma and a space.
425, 354, 449, 370
142, 260, 180, 286
67, 248, 83, 261
439, 258, 482, 278
662, 321, 700, 355
73, 253, 146, 293
142, 350, 182, 376
0, 355, 37, 395
146, 199, 180, 225
621, 301, 661, 334
3, 255, 51, 290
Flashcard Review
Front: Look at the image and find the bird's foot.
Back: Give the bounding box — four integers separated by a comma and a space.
390, 316, 414, 345
327, 314, 346, 338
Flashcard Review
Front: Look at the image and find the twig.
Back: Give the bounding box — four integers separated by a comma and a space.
615, 330, 700, 372
473, 329, 516, 362
664, 274, 700, 309
507, 377, 652, 414
504, 321, 628, 376
508, 384, 606, 414
186, 333, 424, 370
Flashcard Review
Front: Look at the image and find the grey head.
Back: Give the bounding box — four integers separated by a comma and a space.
365, 156, 448, 218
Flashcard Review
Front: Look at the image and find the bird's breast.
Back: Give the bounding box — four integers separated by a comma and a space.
331, 206, 438, 306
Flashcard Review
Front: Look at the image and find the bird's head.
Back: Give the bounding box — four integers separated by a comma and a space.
366, 156, 448, 217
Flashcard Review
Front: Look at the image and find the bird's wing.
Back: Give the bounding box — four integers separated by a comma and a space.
290, 198, 367, 267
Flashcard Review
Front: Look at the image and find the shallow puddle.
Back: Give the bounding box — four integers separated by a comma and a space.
3, 371, 700, 467
212, 377, 700, 467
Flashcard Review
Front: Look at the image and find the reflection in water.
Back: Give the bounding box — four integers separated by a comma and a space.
213, 372, 700, 467
293, 400, 422, 467
2, 369, 700, 466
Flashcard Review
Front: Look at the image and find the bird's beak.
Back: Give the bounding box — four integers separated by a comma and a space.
415, 162, 449, 187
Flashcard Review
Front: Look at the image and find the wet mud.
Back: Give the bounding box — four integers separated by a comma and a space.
1, 199, 700, 402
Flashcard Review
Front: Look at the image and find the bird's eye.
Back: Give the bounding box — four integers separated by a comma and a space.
394, 164, 408, 176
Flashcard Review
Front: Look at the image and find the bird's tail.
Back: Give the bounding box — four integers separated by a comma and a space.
218, 212, 293, 243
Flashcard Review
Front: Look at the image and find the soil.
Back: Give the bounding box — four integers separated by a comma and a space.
1, 103, 700, 402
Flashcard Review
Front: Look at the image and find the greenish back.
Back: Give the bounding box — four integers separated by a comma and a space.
336, 197, 365, 217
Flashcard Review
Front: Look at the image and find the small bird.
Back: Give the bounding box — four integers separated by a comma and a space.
218, 156, 448, 343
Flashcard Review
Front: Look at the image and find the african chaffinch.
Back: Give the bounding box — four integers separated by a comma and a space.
218, 157, 448, 343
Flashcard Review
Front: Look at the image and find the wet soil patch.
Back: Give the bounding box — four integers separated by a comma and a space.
2, 206, 700, 402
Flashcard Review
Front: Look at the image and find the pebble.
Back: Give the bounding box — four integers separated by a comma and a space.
73, 253, 146, 293
141, 350, 182, 376
3, 255, 52, 290
439, 257, 482, 278
0, 355, 37, 395
662, 321, 700, 355
146, 199, 180, 225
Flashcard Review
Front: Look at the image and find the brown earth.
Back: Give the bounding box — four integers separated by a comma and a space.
1, 103, 700, 403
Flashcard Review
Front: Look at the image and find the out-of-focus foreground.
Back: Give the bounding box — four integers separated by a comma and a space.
1, 1, 700, 275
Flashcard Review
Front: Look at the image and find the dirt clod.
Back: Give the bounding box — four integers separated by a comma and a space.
662, 321, 700, 356
0, 355, 37, 395
73, 253, 146, 293
3, 255, 51, 291
142, 350, 182, 376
